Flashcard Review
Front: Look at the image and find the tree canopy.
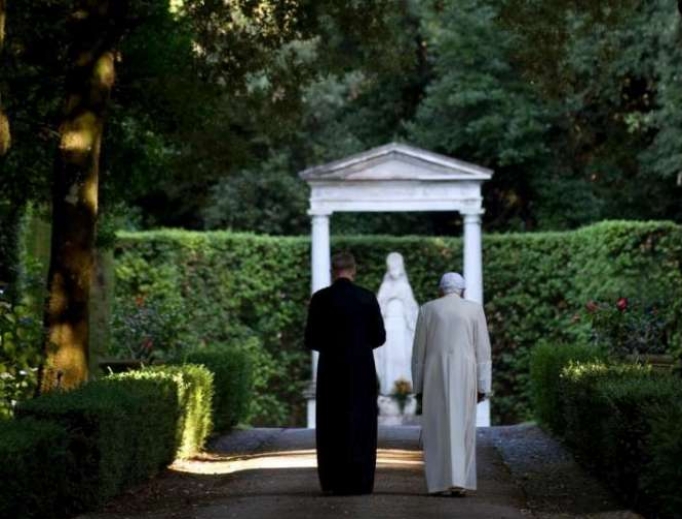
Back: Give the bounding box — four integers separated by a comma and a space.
1, 0, 681, 239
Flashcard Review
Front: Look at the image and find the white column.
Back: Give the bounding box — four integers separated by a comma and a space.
463, 212, 483, 304
463, 211, 490, 427
307, 212, 332, 428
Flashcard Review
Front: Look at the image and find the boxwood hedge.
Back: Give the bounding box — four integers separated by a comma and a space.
531, 350, 682, 518
0, 418, 71, 519
112, 220, 682, 425
8, 364, 211, 518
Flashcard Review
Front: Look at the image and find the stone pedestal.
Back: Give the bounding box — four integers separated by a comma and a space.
377, 395, 421, 426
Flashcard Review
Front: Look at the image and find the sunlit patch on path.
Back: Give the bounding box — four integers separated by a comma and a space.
171, 448, 423, 476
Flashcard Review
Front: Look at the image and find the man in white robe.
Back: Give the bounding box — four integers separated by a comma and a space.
411, 272, 492, 496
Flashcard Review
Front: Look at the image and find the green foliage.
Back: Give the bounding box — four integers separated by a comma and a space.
560, 362, 652, 460
644, 397, 682, 518
4, 364, 214, 517
0, 297, 42, 419
529, 342, 604, 433
17, 377, 180, 515
111, 254, 188, 361
556, 361, 682, 517
111, 364, 214, 458
585, 298, 671, 357
408, 0, 552, 230
202, 152, 309, 235
179, 345, 254, 431
113, 220, 682, 425
0, 418, 70, 519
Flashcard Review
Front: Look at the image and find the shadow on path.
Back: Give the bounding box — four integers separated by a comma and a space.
81, 426, 527, 519
80, 426, 640, 519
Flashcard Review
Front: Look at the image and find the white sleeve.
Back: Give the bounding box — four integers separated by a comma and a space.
475, 306, 492, 395
411, 307, 427, 394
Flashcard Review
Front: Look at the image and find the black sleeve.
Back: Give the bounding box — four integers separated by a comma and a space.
304, 292, 324, 352
369, 294, 386, 349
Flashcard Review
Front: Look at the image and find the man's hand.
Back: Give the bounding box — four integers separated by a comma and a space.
477, 392, 487, 403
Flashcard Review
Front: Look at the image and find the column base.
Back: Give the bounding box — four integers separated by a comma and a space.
304, 380, 316, 429
476, 399, 491, 427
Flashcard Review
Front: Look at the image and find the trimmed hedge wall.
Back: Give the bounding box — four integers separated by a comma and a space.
530, 348, 682, 518
113, 221, 682, 425
179, 346, 253, 432
528, 342, 605, 433
111, 364, 214, 458
0, 419, 71, 519
17, 376, 180, 514
6, 364, 211, 518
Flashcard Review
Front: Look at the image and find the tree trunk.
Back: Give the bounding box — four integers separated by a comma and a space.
0, 0, 9, 156
39, 0, 127, 393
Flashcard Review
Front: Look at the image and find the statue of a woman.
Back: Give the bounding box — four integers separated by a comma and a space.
375, 252, 419, 395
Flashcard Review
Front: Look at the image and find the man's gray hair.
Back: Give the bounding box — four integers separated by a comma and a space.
439, 272, 466, 296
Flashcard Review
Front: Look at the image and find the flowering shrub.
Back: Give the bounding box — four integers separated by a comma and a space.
585, 298, 671, 358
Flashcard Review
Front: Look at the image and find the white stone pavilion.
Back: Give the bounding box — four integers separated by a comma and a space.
299, 142, 494, 428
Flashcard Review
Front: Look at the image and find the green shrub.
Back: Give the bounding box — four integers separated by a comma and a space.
17, 377, 179, 514
560, 362, 651, 460
594, 375, 681, 511
0, 418, 70, 519
0, 298, 42, 419
644, 396, 682, 518
181, 344, 254, 431
111, 364, 214, 457
529, 342, 604, 432
96, 221, 682, 425
557, 361, 682, 517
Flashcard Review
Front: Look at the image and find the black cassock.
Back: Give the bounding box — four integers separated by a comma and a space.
304, 277, 386, 495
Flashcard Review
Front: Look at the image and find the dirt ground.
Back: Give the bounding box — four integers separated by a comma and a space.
79, 425, 640, 519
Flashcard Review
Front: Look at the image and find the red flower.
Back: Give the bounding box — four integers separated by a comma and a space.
585, 301, 598, 313
616, 298, 628, 312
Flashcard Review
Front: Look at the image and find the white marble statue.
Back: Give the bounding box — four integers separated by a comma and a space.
375, 252, 419, 396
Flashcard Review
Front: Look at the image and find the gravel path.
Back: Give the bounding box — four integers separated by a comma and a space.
488, 424, 643, 519
81, 426, 527, 519
78, 425, 640, 519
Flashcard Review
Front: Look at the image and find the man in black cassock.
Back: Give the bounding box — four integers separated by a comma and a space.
305, 251, 386, 495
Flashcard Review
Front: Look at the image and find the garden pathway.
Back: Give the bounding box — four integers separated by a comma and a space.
81, 426, 641, 519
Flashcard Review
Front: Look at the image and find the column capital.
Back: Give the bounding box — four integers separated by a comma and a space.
308, 209, 333, 217
462, 211, 483, 223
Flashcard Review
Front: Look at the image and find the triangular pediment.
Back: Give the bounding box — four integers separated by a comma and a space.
299, 143, 493, 182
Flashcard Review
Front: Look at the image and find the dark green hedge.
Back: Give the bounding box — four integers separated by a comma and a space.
111, 364, 214, 458
5, 364, 215, 518
563, 364, 682, 517
529, 342, 605, 433
0, 419, 71, 519
17, 376, 179, 514
113, 220, 682, 425
179, 346, 253, 432
530, 347, 682, 518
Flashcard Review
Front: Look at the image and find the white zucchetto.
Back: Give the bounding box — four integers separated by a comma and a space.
439, 272, 466, 295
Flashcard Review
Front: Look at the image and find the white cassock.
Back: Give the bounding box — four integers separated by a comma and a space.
411, 292, 492, 492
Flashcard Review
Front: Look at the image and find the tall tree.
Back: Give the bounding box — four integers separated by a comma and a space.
39, 0, 128, 392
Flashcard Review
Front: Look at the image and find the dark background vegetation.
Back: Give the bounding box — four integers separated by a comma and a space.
2, 0, 682, 253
